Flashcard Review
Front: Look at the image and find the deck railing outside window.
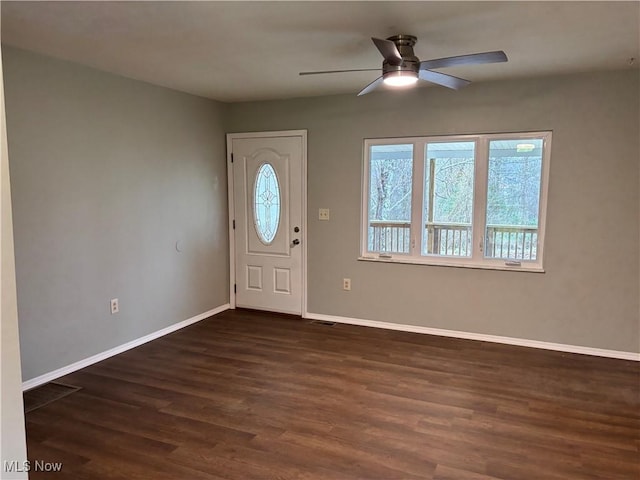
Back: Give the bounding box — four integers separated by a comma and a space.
368, 221, 411, 254
369, 221, 538, 260
426, 222, 472, 257
485, 225, 538, 260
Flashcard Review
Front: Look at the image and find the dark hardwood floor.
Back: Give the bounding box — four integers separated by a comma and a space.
25, 309, 640, 479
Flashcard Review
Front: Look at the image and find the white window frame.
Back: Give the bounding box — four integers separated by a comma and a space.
360, 131, 552, 272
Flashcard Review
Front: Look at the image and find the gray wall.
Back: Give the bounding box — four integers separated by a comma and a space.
228, 69, 640, 353
3, 47, 230, 381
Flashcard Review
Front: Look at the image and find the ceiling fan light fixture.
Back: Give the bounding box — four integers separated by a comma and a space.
383, 71, 419, 87
300, 35, 507, 96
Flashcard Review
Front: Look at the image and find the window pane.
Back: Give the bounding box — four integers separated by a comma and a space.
368, 144, 413, 253
423, 142, 475, 257
485, 138, 543, 261
254, 163, 281, 245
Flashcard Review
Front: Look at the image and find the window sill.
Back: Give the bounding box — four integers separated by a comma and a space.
357, 255, 545, 273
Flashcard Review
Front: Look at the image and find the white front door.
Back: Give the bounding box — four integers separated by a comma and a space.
230, 133, 305, 315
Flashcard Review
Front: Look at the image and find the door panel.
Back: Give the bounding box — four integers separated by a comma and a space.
232, 135, 303, 314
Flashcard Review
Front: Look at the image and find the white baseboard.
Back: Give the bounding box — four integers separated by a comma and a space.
22, 304, 231, 391
305, 312, 640, 362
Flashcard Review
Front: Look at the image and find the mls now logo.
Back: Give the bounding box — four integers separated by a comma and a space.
4, 460, 63, 472
3, 461, 29, 473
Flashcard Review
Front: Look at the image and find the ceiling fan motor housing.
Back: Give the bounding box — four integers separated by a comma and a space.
383, 35, 420, 79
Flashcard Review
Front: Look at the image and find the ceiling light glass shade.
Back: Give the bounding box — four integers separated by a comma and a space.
383, 71, 419, 87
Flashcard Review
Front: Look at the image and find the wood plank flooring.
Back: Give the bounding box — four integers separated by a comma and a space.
25, 309, 640, 479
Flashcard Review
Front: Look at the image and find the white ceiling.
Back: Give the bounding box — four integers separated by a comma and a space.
1, 1, 638, 102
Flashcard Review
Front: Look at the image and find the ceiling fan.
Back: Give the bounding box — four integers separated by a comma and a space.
299, 35, 508, 96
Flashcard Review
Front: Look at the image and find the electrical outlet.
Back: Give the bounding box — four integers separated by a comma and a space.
319, 208, 330, 220
110, 298, 119, 314
343, 278, 351, 291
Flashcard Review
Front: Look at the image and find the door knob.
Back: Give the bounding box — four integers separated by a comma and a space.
292, 239, 300, 246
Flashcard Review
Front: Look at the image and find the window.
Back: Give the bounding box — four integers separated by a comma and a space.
361, 132, 551, 271
368, 144, 413, 254
254, 163, 281, 245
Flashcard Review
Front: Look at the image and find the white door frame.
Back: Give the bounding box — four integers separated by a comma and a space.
226, 130, 308, 316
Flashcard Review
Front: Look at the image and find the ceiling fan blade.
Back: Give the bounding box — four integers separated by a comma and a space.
420, 51, 508, 70
419, 70, 471, 90
357, 76, 384, 96
371, 37, 403, 66
299, 68, 380, 76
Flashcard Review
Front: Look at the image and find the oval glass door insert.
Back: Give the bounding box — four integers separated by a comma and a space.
254, 163, 281, 244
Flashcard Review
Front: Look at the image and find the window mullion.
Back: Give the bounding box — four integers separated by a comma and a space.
472, 138, 488, 262
410, 141, 426, 257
